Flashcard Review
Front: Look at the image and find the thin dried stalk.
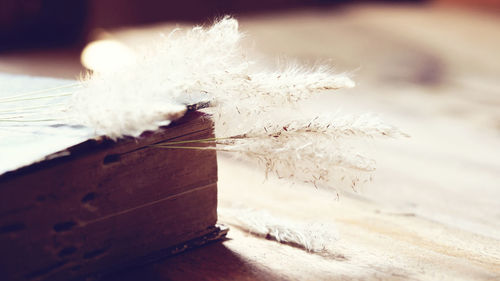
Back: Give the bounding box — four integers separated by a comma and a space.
153, 110, 406, 189
0, 83, 80, 103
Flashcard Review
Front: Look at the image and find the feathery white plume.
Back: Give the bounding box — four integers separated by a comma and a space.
1, 17, 406, 254
219, 206, 338, 252
68, 17, 354, 139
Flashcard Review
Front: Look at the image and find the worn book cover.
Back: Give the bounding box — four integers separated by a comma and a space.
0, 74, 222, 281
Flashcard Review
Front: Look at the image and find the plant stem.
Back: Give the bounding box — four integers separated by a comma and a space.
0, 92, 73, 104
0, 83, 81, 102
0, 118, 59, 123
0, 103, 65, 114
150, 145, 213, 150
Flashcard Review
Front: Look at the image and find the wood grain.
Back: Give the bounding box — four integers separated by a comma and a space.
1, 4, 499, 280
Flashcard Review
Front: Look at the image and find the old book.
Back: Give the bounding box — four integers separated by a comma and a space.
0, 74, 224, 281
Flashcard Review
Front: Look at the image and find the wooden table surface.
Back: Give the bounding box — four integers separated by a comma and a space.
1, 4, 499, 280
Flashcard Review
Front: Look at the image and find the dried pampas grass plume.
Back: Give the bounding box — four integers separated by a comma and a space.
66, 15, 407, 191
1, 16, 407, 253
68, 16, 355, 139
67, 15, 404, 191
219, 207, 338, 253
69, 16, 405, 253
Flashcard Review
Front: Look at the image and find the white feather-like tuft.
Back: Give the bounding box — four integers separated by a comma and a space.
219, 207, 338, 252
1, 17, 407, 253
68, 16, 354, 139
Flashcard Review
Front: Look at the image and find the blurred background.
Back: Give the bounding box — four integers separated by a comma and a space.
0, 0, 499, 76
1, 0, 499, 279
